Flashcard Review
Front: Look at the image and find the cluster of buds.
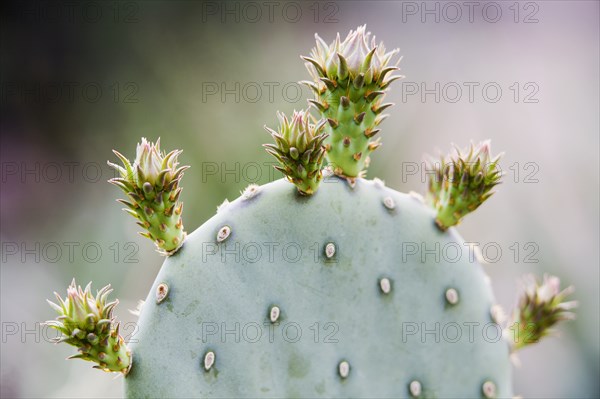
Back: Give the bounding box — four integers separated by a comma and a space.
508, 274, 577, 351
45, 279, 131, 374
108, 138, 189, 255
264, 110, 328, 195
426, 140, 503, 230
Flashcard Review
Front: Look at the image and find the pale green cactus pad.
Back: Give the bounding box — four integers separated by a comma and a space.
125, 177, 512, 398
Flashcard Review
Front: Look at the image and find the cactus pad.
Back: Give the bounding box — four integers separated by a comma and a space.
125, 178, 512, 398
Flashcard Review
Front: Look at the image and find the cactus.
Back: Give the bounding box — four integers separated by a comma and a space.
124, 177, 514, 398
425, 140, 503, 230
46, 25, 576, 398
301, 25, 402, 180
507, 274, 577, 351
44, 279, 131, 374
263, 110, 329, 195
108, 138, 190, 255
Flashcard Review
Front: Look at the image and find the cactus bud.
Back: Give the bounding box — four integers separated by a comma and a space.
44, 279, 132, 374
425, 140, 503, 230
303, 25, 402, 178
263, 110, 328, 195
108, 138, 189, 255
508, 274, 577, 351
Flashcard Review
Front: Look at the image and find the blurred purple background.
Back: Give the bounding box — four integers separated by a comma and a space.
1, 1, 598, 397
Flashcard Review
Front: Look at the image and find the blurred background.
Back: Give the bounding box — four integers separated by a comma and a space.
1, 0, 598, 397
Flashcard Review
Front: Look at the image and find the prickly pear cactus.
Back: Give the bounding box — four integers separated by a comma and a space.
125, 177, 512, 398
45, 25, 577, 399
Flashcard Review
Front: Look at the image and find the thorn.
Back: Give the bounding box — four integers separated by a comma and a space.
353, 73, 365, 89
381, 75, 403, 90
175, 203, 183, 215
340, 96, 350, 109
377, 66, 399, 84
116, 199, 138, 210
374, 114, 389, 125
299, 80, 321, 94
365, 91, 385, 102
373, 103, 394, 115
362, 46, 377, 71
327, 118, 339, 128
343, 137, 351, 147
136, 221, 149, 229
308, 99, 328, 113
337, 53, 349, 79
368, 141, 381, 152
353, 152, 362, 161
142, 182, 153, 194
354, 112, 366, 124
365, 128, 380, 138
301, 56, 326, 77
169, 188, 182, 202
320, 77, 337, 90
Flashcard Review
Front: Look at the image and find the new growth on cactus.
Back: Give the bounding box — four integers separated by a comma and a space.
508, 274, 577, 351
302, 25, 402, 180
45, 25, 576, 398
426, 140, 503, 230
263, 110, 329, 195
45, 279, 131, 374
108, 138, 189, 255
